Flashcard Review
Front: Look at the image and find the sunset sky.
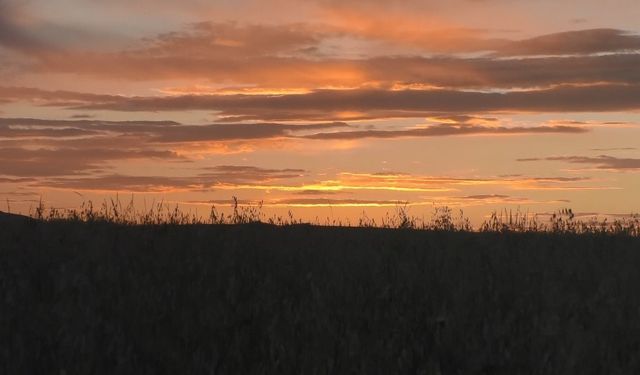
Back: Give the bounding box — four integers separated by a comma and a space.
1, 0, 639, 224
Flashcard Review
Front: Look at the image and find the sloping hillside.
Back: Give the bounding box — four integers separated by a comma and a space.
2, 221, 640, 374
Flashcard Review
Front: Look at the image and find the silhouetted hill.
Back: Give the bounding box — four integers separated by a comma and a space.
0, 211, 32, 223
2, 220, 640, 374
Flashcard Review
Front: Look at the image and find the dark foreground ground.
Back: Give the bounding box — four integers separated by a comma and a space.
2, 219, 640, 374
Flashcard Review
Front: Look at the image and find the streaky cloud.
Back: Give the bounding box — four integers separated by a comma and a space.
36, 165, 308, 192
302, 124, 587, 140
518, 155, 640, 171
66, 84, 640, 120
497, 29, 640, 56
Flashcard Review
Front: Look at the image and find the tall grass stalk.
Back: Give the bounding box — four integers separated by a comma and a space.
25, 197, 640, 236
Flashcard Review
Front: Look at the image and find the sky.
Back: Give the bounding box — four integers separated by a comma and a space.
1, 0, 639, 224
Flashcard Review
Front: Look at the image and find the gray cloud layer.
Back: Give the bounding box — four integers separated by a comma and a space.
0, 117, 347, 143
497, 29, 640, 56
0, 147, 179, 177
41, 165, 307, 192
67, 84, 640, 121
0, 1, 44, 53
0, 118, 343, 178
0, 117, 589, 180
26, 40, 640, 88
518, 155, 640, 171
302, 124, 587, 140
4, 82, 639, 121
3, 16, 640, 89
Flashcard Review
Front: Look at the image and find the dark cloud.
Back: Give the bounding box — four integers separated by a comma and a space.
0, 1, 45, 53
146, 21, 323, 59
25, 49, 640, 90
0, 117, 348, 143
0, 86, 121, 106
145, 122, 348, 143
363, 53, 640, 89
0, 126, 101, 138
0, 177, 36, 184
69, 114, 95, 119
302, 124, 587, 140
198, 165, 306, 183
0, 147, 180, 177
428, 115, 499, 123
518, 155, 640, 171
69, 84, 640, 120
32, 22, 332, 84
498, 29, 640, 56
528, 177, 591, 182
0, 115, 606, 195
42, 174, 205, 192
462, 194, 510, 200
39, 165, 307, 192
0, 117, 346, 179
0, 117, 181, 128
590, 147, 637, 151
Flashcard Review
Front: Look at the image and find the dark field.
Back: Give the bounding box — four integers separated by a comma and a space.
3, 219, 640, 374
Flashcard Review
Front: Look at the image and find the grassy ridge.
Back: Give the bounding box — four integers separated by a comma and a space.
3, 220, 640, 374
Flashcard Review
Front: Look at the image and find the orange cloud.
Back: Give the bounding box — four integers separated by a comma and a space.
321, 4, 503, 53
208, 172, 599, 195
4, 15, 639, 92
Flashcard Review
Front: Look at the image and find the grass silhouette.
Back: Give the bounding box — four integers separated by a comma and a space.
2, 198, 640, 373
21, 196, 640, 235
